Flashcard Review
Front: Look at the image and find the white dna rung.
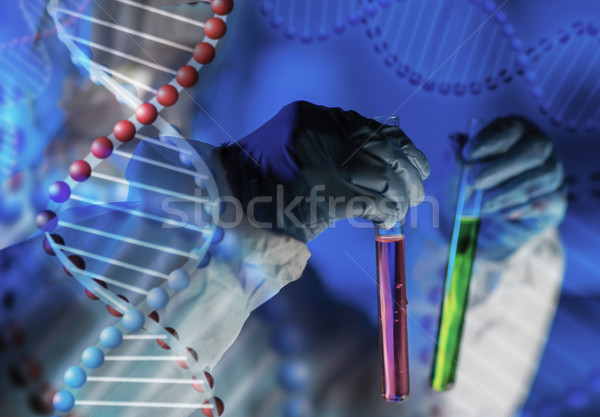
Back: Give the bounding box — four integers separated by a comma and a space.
0, 0, 53, 107
525, 21, 600, 133
52, 319, 221, 416
49, 0, 225, 106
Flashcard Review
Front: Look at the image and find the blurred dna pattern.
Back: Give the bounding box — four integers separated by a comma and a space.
0, 0, 53, 108
525, 21, 600, 133
363, 0, 529, 96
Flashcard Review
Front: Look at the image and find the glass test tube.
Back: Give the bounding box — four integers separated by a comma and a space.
376, 223, 410, 402
373, 116, 410, 402
430, 118, 484, 391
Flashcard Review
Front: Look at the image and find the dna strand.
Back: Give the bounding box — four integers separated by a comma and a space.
0, 125, 39, 250
0, 121, 23, 184
258, 0, 379, 42
363, 0, 529, 96
0, 243, 107, 415
0, 0, 54, 107
34, 0, 234, 415
525, 21, 600, 133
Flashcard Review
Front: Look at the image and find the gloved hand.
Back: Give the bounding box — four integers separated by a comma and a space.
216, 100, 430, 242
459, 116, 567, 260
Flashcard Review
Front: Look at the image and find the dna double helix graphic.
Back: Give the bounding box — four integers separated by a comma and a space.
258, 0, 379, 42
30, 0, 234, 415
363, 2, 600, 133
0, 122, 23, 182
0, 0, 54, 108
363, 0, 528, 96
0, 247, 107, 415
259, 0, 600, 133
525, 21, 600, 133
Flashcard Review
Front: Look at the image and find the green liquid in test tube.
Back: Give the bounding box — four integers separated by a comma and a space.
430, 118, 484, 391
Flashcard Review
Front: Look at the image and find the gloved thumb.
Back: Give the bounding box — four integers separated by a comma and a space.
382, 126, 431, 180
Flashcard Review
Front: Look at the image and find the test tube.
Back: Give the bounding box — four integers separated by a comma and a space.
430, 118, 484, 391
376, 223, 410, 402
373, 116, 410, 402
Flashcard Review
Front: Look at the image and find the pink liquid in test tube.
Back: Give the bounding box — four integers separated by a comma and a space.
376, 231, 409, 402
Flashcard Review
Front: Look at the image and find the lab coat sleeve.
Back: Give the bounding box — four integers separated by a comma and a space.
142, 138, 314, 368
158, 213, 311, 370
441, 227, 565, 417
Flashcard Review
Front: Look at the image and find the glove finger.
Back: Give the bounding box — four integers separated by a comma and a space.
346, 151, 425, 208
320, 169, 403, 228
481, 155, 564, 214
346, 186, 405, 229
362, 191, 405, 230
378, 141, 427, 206
477, 216, 534, 260
330, 168, 407, 228
469, 134, 554, 189
343, 151, 389, 191
379, 125, 431, 179
500, 185, 568, 225
389, 155, 426, 207
478, 188, 567, 260
463, 117, 526, 161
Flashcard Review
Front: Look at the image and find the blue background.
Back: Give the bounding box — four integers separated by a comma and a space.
1, 0, 600, 415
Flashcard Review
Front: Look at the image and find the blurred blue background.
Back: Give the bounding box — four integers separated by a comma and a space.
2, 0, 600, 415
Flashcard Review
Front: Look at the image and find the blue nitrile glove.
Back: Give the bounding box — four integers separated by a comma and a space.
218, 100, 431, 242
460, 116, 567, 260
